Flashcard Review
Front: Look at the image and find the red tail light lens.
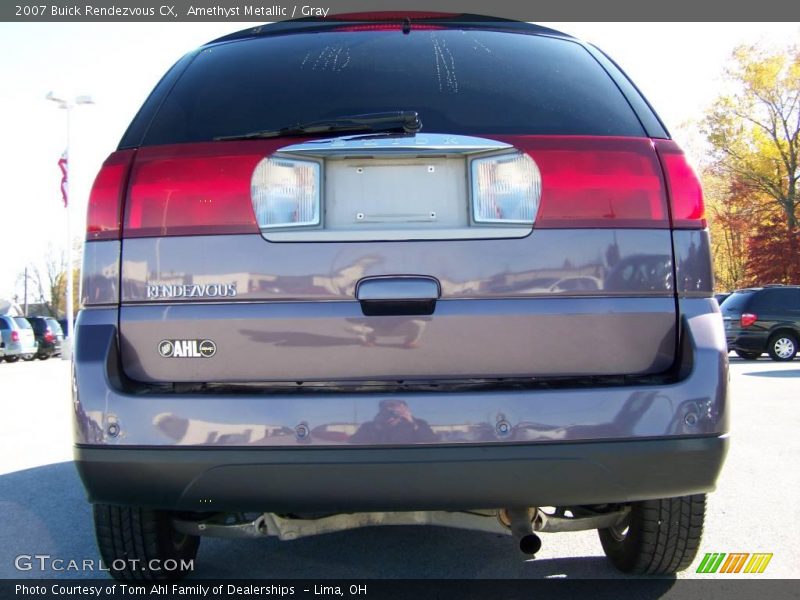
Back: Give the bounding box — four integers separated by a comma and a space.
329, 11, 459, 20
44, 330, 55, 343
123, 143, 279, 238
120, 136, 694, 237
11, 331, 19, 342
334, 24, 444, 31
500, 136, 669, 228
654, 140, 705, 229
741, 313, 758, 328
87, 150, 136, 240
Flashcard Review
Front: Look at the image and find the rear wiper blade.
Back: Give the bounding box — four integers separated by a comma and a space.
215, 111, 422, 141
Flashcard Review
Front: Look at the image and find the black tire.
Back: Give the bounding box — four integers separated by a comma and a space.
4, 356, 19, 363
94, 504, 200, 581
38, 353, 50, 360
767, 332, 797, 362
598, 494, 706, 575
734, 350, 761, 360
22, 355, 36, 362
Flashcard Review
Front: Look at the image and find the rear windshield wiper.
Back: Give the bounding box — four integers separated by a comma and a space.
215, 111, 422, 141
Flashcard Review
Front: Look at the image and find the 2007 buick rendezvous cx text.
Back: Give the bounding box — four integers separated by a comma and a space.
73, 12, 728, 580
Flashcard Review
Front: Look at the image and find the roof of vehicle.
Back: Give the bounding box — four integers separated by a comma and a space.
208, 13, 573, 47
733, 285, 800, 292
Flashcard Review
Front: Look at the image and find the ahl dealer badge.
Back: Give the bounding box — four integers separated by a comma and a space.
159, 339, 217, 358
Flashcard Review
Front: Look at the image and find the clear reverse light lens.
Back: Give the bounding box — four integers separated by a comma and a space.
251, 157, 320, 229
471, 151, 540, 224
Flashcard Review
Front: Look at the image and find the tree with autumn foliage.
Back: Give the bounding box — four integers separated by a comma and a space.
701, 41, 800, 286
704, 174, 756, 290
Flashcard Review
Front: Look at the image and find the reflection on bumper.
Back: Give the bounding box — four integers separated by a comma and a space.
73, 299, 729, 448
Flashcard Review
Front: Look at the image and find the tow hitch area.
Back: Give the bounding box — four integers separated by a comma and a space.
173, 506, 630, 556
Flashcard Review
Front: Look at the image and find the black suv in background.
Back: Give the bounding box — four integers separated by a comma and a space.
26, 316, 64, 359
721, 285, 800, 361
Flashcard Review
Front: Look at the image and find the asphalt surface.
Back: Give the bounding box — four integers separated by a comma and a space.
0, 354, 798, 580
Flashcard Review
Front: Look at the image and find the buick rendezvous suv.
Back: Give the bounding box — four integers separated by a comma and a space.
74, 13, 728, 580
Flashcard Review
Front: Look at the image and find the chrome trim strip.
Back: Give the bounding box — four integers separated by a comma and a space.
277, 133, 512, 157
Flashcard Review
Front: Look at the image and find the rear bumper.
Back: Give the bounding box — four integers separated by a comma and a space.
4, 341, 37, 356
725, 330, 767, 353
37, 341, 61, 356
73, 298, 729, 510
75, 435, 728, 511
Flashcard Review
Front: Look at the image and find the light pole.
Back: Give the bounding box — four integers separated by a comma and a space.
46, 91, 94, 360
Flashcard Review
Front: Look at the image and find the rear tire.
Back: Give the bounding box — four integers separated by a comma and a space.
767, 332, 797, 362
22, 355, 35, 361
93, 504, 200, 581
598, 494, 705, 574
4, 356, 19, 363
735, 350, 761, 360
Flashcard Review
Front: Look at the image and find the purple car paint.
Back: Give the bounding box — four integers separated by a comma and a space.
73, 14, 728, 579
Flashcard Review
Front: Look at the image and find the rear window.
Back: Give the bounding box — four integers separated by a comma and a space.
143, 30, 645, 145
720, 291, 755, 313
13, 317, 32, 329
47, 319, 63, 334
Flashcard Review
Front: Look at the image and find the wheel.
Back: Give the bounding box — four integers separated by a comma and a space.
4, 356, 19, 363
38, 353, 50, 360
734, 350, 761, 360
22, 354, 36, 361
767, 332, 797, 362
598, 494, 705, 574
93, 504, 200, 581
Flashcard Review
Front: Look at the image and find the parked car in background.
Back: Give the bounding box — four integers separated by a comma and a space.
58, 318, 70, 337
721, 285, 800, 361
27, 316, 64, 359
714, 292, 731, 305
74, 13, 727, 580
0, 315, 38, 362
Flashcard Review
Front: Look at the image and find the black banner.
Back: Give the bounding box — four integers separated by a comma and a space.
2, 0, 800, 22
3, 579, 800, 600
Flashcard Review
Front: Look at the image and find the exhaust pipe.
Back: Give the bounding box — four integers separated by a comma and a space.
500, 508, 542, 556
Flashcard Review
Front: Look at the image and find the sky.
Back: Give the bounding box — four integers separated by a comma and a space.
0, 21, 798, 301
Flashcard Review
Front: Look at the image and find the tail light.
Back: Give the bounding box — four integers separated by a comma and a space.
471, 152, 540, 224
741, 313, 758, 328
654, 140, 706, 229
504, 136, 669, 228
123, 143, 269, 238
119, 136, 698, 238
251, 157, 321, 229
86, 150, 136, 240
328, 11, 459, 20
11, 331, 19, 342
44, 329, 55, 343
334, 24, 444, 31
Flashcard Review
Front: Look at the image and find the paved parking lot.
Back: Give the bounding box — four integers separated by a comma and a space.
0, 355, 797, 579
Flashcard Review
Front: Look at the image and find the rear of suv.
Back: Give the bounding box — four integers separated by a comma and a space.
27, 316, 64, 359
73, 14, 728, 580
721, 285, 800, 361
0, 315, 38, 362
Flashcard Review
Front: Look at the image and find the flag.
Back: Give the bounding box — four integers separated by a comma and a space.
58, 150, 68, 207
